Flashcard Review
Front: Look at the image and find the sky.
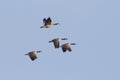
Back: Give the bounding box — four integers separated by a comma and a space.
0, 0, 120, 80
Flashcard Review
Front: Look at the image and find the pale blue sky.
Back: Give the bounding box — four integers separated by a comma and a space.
0, 0, 120, 80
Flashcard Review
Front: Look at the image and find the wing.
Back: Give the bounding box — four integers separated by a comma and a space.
47, 17, 52, 23
68, 47, 72, 52
62, 47, 67, 52
29, 53, 37, 61
30, 56, 37, 61
43, 18, 46, 24
54, 40, 59, 48
45, 17, 52, 25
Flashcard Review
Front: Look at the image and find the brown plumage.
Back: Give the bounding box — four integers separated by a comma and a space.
61, 43, 76, 52
40, 17, 60, 28
25, 51, 42, 61
49, 38, 68, 48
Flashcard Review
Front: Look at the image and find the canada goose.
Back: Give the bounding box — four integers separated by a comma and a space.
25, 50, 42, 61
61, 43, 76, 52
40, 17, 60, 28
49, 38, 68, 48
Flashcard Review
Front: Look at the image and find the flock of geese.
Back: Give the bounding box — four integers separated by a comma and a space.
25, 17, 76, 61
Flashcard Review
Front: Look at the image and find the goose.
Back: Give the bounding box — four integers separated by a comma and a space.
40, 17, 60, 28
49, 38, 68, 48
61, 43, 76, 52
25, 50, 42, 61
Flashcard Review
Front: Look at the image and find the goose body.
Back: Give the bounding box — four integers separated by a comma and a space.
61, 43, 76, 52
40, 17, 60, 28
25, 50, 42, 61
49, 38, 68, 48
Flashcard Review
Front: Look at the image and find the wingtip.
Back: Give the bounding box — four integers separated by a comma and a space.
25, 54, 28, 55
49, 41, 52, 43
40, 26, 43, 28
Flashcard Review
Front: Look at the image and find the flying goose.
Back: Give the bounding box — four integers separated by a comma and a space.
49, 38, 68, 48
61, 43, 76, 52
40, 17, 60, 28
25, 50, 42, 61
